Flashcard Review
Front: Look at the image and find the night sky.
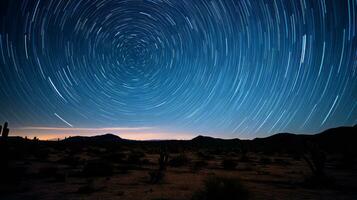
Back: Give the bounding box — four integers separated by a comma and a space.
0, 0, 356, 140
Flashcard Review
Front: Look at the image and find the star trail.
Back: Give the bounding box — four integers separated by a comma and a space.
0, 0, 356, 139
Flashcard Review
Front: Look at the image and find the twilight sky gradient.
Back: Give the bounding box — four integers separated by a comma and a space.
0, 0, 356, 140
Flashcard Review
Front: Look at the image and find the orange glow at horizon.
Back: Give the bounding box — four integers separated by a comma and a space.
12, 126, 196, 141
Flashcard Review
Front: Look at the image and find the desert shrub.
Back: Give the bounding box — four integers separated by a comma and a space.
337, 152, 356, 169
169, 154, 189, 167
58, 155, 81, 167
87, 147, 105, 155
81, 160, 113, 177
239, 153, 250, 162
149, 148, 169, 184
303, 143, 326, 178
0, 166, 26, 183
53, 172, 67, 182
34, 149, 50, 160
37, 166, 58, 178
274, 158, 290, 165
127, 151, 145, 164
192, 160, 208, 171
259, 157, 272, 165
77, 184, 97, 194
291, 153, 301, 161
303, 175, 335, 189
77, 180, 104, 194
152, 198, 170, 200
302, 142, 335, 188
192, 177, 249, 200
105, 152, 126, 163
196, 151, 214, 160
221, 159, 238, 170
148, 170, 165, 184
210, 149, 224, 155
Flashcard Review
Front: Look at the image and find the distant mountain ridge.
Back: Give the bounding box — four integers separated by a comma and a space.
64, 133, 122, 142
6, 125, 356, 154
62, 126, 356, 150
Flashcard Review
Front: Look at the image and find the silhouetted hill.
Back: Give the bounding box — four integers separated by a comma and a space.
63, 133, 122, 143
191, 135, 224, 142
247, 126, 357, 153
191, 135, 240, 148
188, 126, 356, 154
313, 126, 357, 153
5, 125, 355, 154
250, 133, 309, 153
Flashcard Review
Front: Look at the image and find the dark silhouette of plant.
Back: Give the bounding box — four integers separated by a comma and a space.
221, 158, 238, 170
149, 147, 169, 183
81, 159, 113, 177
158, 147, 169, 171
192, 160, 208, 171
303, 143, 326, 178
192, 176, 249, 200
0, 122, 10, 182
0, 122, 10, 138
127, 150, 145, 165
169, 153, 189, 167
240, 143, 250, 162
302, 142, 334, 188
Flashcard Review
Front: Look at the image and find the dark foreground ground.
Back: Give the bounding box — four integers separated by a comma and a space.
0, 125, 356, 200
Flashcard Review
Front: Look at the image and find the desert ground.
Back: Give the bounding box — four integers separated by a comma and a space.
0, 128, 357, 200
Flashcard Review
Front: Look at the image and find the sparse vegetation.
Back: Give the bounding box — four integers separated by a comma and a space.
149, 147, 169, 184
81, 160, 113, 177
191, 176, 249, 200
127, 151, 145, 165
77, 180, 104, 194
222, 158, 238, 170
0, 122, 10, 138
303, 143, 326, 178
169, 153, 189, 167
302, 142, 335, 188
0, 124, 356, 199
259, 157, 272, 165
192, 160, 208, 171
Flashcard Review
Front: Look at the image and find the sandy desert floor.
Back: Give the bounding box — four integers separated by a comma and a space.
1, 141, 356, 200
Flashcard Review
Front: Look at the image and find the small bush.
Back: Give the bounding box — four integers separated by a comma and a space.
81, 160, 113, 177
221, 159, 237, 170
259, 157, 272, 165
58, 155, 81, 167
37, 166, 58, 178
303, 175, 336, 189
148, 170, 165, 184
192, 177, 249, 200
127, 151, 145, 164
337, 152, 356, 169
105, 152, 126, 163
34, 149, 49, 160
77, 180, 104, 194
192, 160, 208, 171
169, 154, 189, 167
196, 151, 214, 160
274, 158, 290, 165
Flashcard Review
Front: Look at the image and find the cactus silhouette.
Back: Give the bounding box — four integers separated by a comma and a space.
158, 147, 169, 171
149, 147, 169, 183
0, 122, 10, 178
1, 122, 10, 138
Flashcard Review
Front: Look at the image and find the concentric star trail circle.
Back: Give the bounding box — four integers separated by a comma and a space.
0, 0, 356, 138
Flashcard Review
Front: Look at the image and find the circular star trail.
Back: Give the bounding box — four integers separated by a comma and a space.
0, 0, 356, 138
